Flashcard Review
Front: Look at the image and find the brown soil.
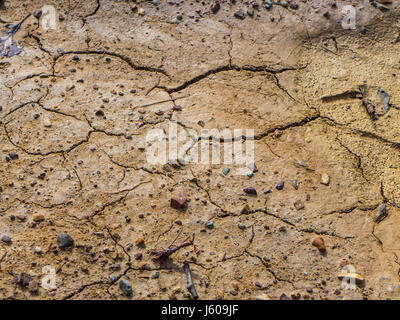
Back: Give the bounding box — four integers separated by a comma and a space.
1, 0, 400, 300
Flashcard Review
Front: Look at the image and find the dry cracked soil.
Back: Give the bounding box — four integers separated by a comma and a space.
1, 0, 400, 300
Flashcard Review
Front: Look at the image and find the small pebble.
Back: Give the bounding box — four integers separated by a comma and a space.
280, 293, 291, 300
135, 238, 145, 246
211, 1, 221, 14
32, 213, 45, 222
8, 152, 18, 160
321, 174, 330, 185
374, 203, 387, 222
312, 236, 326, 252
205, 221, 214, 229
29, 280, 39, 294
170, 193, 187, 209
243, 187, 257, 195
234, 10, 245, 19
43, 118, 52, 128
134, 253, 143, 260
289, 1, 299, 9
57, 232, 74, 248
119, 279, 133, 296
275, 181, 284, 190
294, 200, 304, 210
1, 235, 11, 244
288, 180, 298, 190
247, 162, 258, 172
265, 1, 273, 8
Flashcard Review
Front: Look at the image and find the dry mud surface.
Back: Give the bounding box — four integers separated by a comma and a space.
1, 0, 400, 300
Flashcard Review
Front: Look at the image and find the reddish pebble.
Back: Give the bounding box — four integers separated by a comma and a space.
171, 193, 187, 209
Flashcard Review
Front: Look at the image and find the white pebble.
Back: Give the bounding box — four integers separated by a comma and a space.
321, 173, 330, 185
43, 118, 52, 128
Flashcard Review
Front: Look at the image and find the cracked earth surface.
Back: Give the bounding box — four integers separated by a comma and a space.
1, 0, 400, 300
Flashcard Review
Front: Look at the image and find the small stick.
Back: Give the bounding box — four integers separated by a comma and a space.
132, 95, 189, 111
184, 262, 198, 300
150, 233, 194, 260
8, 13, 31, 33
145, 76, 161, 96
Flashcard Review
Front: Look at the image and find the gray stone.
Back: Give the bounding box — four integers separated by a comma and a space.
57, 232, 74, 248
119, 279, 132, 296
1, 235, 11, 244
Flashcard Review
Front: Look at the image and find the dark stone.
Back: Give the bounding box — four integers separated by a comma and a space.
1, 235, 11, 244
275, 181, 284, 190
243, 187, 257, 195
234, 10, 245, 19
280, 293, 291, 300
57, 232, 74, 248
95, 109, 104, 117
19, 273, 33, 287
38, 172, 46, 180
291, 293, 301, 300
134, 253, 143, 260
211, 1, 220, 14
119, 279, 132, 296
